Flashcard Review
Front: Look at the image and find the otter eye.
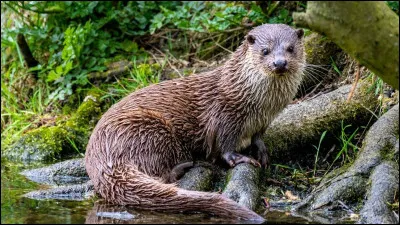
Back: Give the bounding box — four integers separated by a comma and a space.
262, 48, 269, 56
287, 46, 294, 53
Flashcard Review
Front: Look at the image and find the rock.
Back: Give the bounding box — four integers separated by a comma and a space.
22, 181, 94, 201
2, 94, 101, 163
96, 211, 136, 220
20, 158, 88, 186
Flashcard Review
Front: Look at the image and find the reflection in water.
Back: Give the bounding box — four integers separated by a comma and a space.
1, 160, 315, 224
85, 201, 264, 224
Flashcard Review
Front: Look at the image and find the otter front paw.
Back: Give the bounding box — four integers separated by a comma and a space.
222, 152, 261, 168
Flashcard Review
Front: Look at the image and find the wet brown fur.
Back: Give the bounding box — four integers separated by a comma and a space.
85, 24, 305, 221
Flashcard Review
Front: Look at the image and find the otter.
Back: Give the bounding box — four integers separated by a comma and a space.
85, 24, 305, 221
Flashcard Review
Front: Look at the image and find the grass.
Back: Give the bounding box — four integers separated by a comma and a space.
330, 56, 342, 76
1, 78, 52, 147
323, 120, 359, 177
366, 72, 386, 117
66, 136, 84, 157
312, 130, 327, 177
97, 59, 165, 104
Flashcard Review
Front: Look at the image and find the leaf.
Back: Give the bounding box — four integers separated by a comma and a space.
47, 70, 60, 82
56, 65, 63, 74
64, 60, 74, 74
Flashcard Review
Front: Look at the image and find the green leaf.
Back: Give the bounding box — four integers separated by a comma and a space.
47, 70, 60, 82
56, 65, 63, 74
64, 60, 73, 74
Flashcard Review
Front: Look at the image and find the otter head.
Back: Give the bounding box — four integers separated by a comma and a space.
245, 24, 305, 77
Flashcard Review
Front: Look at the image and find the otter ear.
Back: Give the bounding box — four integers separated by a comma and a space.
247, 34, 255, 45
296, 29, 304, 39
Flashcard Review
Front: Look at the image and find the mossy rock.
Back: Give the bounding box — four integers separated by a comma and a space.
2, 126, 74, 163
300, 32, 346, 96
304, 32, 343, 66
66, 94, 102, 132
2, 95, 102, 163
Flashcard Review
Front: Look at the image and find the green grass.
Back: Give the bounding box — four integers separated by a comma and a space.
97, 59, 165, 104
66, 136, 84, 157
312, 130, 327, 177
323, 121, 359, 177
330, 56, 342, 76
1, 78, 52, 148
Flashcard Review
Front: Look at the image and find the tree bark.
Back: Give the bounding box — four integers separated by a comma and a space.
17, 33, 39, 78
293, 1, 399, 89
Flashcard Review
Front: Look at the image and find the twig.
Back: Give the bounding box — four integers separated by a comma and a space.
151, 47, 183, 77
338, 200, 354, 213
215, 42, 233, 54
347, 62, 360, 102
322, 145, 336, 163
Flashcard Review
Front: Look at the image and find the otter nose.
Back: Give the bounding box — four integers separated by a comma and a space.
273, 59, 287, 70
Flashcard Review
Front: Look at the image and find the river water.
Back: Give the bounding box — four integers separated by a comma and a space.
1, 160, 315, 224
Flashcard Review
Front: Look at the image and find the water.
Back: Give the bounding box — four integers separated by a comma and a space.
1, 160, 314, 224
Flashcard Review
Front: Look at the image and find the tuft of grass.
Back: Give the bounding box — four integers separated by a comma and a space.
324, 121, 359, 176
97, 59, 165, 104
65, 136, 84, 157
312, 130, 327, 177
330, 56, 342, 76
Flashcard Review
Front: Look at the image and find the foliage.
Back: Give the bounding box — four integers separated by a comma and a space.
1, 1, 281, 104
149, 2, 267, 34
387, 1, 399, 14
312, 130, 327, 177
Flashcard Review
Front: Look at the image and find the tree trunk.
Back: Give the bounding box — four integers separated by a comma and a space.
293, 1, 399, 89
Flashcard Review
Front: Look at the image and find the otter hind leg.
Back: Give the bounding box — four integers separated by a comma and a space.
167, 160, 217, 183
167, 161, 194, 183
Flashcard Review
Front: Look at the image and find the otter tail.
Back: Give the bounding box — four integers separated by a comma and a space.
98, 165, 264, 222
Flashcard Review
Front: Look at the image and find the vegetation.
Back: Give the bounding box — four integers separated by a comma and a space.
1, 1, 303, 148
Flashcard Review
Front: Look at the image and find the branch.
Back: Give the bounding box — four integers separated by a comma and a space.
293, 1, 399, 89
16, 33, 39, 78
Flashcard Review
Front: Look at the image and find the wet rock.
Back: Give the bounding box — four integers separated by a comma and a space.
20, 158, 88, 186
22, 181, 94, 201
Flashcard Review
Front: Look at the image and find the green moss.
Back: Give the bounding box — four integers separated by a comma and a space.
304, 32, 342, 66
3, 93, 103, 163
224, 169, 233, 189
3, 126, 74, 163
62, 94, 79, 115
66, 94, 101, 131
380, 143, 396, 161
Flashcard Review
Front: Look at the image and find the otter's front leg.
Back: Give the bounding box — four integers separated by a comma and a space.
220, 132, 269, 168
251, 132, 269, 168
207, 119, 261, 167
